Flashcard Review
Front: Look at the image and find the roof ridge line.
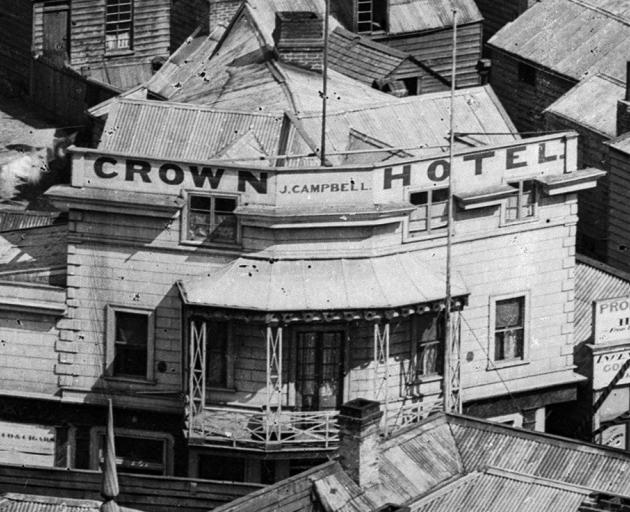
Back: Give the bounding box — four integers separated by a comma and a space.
570, 0, 630, 26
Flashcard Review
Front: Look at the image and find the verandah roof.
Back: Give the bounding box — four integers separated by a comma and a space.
177, 252, 467, 313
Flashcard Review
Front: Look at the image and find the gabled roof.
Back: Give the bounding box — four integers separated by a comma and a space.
387, 0, 482, 34
214, 413, 630, 512
545, 74, 625, 138
97, 85, 517, 167
489, 0, 630, 82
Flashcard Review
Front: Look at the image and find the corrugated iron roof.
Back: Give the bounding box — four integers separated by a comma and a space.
409, 469, 589, 512
178, 253, 468, 311
450, 416, 630, 496
98, 99, 288, 162
296, 85, 518, 165
0, 493, 140, 512
545, 74, 625, 137
489, 0, 630, 82
388, 0, 483, 34
575, 255, 630, 344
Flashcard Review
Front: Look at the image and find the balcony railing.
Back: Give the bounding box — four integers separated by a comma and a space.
189, 406, 340, 452
188, 398, 444, 451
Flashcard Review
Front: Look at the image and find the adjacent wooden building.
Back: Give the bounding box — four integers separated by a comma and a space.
330, 0, 484, 87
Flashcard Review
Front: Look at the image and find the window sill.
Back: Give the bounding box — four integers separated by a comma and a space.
105, 49, 134, 58
501, 216, 538, 228
180, 239, 241, 250
409, 375, 442, 385
487, 359, 529, 371
105, 376, 157, 385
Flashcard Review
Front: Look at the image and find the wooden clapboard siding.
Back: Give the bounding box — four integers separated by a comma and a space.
0, 0, 33, 92
488, 48, 577, 133
374, 22, 483, 87
0, 307, 61, 396
545, 112, 610, 260
33, 0, 171, 69
475, 0, 537, 42
606, 148, 630, 273
0, 463, 262, 512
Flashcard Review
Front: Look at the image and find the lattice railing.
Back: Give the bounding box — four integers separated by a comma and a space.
388, 397, 445, 433
189, 407, 339, 451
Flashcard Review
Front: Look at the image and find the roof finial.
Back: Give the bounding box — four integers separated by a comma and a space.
100, 399, 120, 512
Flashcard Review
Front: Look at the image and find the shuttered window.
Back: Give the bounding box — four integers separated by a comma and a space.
105, 0, 133, 51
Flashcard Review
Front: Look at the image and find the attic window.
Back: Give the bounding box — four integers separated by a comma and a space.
517, 62, 536, 87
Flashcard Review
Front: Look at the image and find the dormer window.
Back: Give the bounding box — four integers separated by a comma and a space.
357, 0, 387, 33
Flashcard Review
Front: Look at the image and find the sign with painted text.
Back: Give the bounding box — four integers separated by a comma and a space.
0, 420, 56, 466
601, 424, 626, 449
71, 133, 577, 206
593, 347, 630, 390
593, 296, 630, 344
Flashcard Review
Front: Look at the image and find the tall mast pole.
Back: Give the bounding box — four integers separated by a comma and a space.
320, 0, 330, 166
444, 7, 461, 414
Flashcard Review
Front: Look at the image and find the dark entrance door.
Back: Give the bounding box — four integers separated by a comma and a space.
43, 2, 70, 66
296, 331, 344, 411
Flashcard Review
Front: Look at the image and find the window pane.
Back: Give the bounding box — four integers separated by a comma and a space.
215, 197, 237, 213
114, 345, 147, 376
495, 329, 524, 361
190, 195, 211, 211
417, 341, 442, 376
206, 322, 228, 388
410, 191, 428, 206
115, 312, 147, 346
495, 297, 524, 329
209, 214, 237, 243
432, 188, 449, 204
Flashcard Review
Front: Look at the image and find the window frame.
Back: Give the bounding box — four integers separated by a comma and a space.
89, 427, 173, 476
180, 190, 240, 247
502, 179, 537, 225
410, 313, 444, 383
488, 291, 531, 369
407, 186, 450, 237
105, 305, 155, 382
104, 0, 133, 55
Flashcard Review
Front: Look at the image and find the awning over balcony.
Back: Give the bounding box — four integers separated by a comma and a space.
177, 252, 468, 314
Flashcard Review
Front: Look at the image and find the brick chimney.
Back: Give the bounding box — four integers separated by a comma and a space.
616, 61, 630, 136
337, 398, 383, 489
272, 11, 324, 72
209, 0, 241, 32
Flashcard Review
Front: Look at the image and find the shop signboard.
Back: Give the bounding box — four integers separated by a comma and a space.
593, 296, 630, 344
593, 347, 630, 390
70, 133, 577, 207
0, 420, 56, 466
601, 424, 627, 450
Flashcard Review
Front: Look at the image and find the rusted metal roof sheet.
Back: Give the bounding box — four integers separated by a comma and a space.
409, 469, 589, 512
545, 74, 625, 137
575, 255, 630, 344
489, 0, 630, 82
179, 253, 467, 312
388, 0, 483, 34
98, 99, 287, 162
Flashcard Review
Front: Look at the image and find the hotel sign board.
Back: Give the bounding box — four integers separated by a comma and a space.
593, 296, 630, 344
0, 420, 56, 466
71, 133, 577, 207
